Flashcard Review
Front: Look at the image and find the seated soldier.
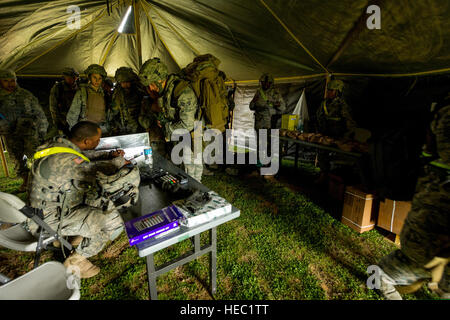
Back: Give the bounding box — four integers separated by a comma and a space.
26, 121, 131, 278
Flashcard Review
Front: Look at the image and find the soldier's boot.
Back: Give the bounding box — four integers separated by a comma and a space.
379, 275, 403, 300
53, 236, 83, 248
63, 252, 100, 279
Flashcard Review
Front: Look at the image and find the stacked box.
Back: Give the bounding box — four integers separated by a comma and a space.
377, 199, 411, 235
281, 114, 299, 131
341, 186, 377, 233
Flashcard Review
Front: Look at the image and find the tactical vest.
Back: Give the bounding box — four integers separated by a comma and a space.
29, 152, 86, 214
78, 84, 108, 122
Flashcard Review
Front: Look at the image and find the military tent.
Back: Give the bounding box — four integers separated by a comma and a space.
1, 0, 450, 198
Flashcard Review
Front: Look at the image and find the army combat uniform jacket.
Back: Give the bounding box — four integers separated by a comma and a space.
249, 86, 286, 130
0, 86, 48, 176
66, 84, 110, 134
110, 86, 146, 135
379, 104, 450, 294
316, 97, 356, 138
49, 81, 78, 134
27, 136, 125, 258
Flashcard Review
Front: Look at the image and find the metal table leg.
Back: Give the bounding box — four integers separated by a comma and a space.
146, 254, 158, 300
210, 227, 217, 295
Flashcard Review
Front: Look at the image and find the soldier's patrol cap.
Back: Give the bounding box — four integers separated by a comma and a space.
84, 64, 107, 77
62, 67, 79, 77
139, 58, 169, 86
327, 80, 344, 92
0, 69, 16, 80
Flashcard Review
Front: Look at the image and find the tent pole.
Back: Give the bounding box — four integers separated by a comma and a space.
0, 136, 9, 178
134, 0, 143, 68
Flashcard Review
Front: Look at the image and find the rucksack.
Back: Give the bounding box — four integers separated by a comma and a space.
174, 54, 229, 133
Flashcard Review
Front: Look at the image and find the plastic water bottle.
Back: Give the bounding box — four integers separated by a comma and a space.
144, 147, 153, 169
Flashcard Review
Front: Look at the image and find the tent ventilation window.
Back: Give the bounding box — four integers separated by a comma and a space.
118, 5, 135, 34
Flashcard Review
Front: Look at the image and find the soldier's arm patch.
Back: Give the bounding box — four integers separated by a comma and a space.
73, 156, 85, 164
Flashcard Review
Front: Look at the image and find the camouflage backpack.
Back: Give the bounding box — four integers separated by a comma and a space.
174, 54, 229, 133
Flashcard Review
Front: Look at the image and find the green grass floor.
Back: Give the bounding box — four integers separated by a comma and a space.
0, 154, 439, 300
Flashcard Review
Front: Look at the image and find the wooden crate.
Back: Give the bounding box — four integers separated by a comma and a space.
377, 199, 411, 235
341, 186, 377, 233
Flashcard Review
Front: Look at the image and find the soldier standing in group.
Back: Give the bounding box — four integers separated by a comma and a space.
138, 58, 203, 182
66, 64, 111, 135
0, 69, 49, 192
49, 67, 79, 136
376, 95, 450, 300
315, 79, 357, 184
316, 79, 356, 139
26, 121, 129, 278
110, 67, 146, 135
249, 73, 285, 172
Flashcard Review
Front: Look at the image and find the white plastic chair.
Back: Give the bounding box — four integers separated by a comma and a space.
0, 191, 72, 268
0, 261, 80, 300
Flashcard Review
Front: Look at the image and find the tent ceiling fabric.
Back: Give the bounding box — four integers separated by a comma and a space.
0, 0, 449, 81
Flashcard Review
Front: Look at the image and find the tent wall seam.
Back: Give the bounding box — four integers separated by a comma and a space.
134, 0, 143, 67
259, 0, 329, 74
141, 1, 181, 69
143, 1, 200, 56
326, 0, 384, 69
16, 1, 120, 72
99, 32, 119, 66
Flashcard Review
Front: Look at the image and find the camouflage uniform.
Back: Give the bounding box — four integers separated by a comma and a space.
49, 68, 79, 135
316, 80, 356, 138
139, 58, 202, 182
378, 104, 450, 298
0, 71, 49, 178
26, 136, 125, 258
249, 74, 285, 167
110, 67, 146, 135
66, 65, 110, 135
249, 74, 286, 130
66, 84, 110, 134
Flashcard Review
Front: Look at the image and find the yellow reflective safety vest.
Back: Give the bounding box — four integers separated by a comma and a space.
33, 147, 90, 162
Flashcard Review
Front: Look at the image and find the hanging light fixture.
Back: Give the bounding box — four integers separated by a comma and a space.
118, 5, 135, 34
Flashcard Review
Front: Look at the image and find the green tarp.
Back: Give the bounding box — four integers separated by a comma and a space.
1, 0, 449, 82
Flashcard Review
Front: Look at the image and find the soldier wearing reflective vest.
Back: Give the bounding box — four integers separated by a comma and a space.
316, 79, 356, 138
26, 121, 128, 278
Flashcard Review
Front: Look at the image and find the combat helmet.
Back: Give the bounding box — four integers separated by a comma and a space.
84, 64, 107, 78
115, 67, 136, 83
0, 69, 16, 80
327, 80, 344, 93
61, 67, 79, 77
139, 58, 168, 88
259, 73, 274, 88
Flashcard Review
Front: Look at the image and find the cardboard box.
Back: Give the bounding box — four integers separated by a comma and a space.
341, 186, 377, 233
377, 199, 411, 234
281, 114, 299, 131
